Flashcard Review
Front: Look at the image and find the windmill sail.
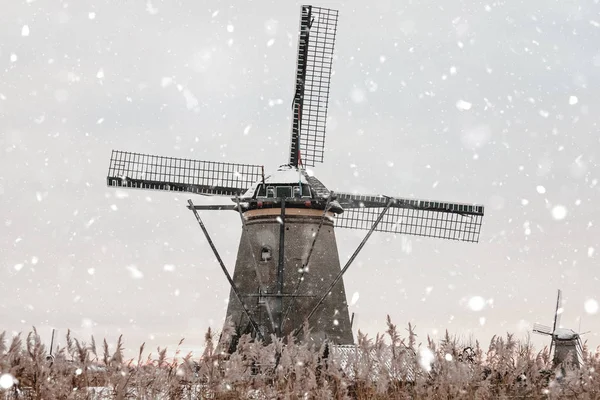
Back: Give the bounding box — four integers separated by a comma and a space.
289, 5, 339, 167
532, 323, 553, 335
107, 150, 263, 196
553, 289, 563, 332
334, 193, 484, 242
550, 289, 562, 358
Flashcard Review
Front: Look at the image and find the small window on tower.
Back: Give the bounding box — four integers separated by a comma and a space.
276, 186, 292, 198
258, 288, 266, 305
256, 184, 266, 197
302, 185, 311, 197
266, 186, 275, 198
261, 246, 272, 262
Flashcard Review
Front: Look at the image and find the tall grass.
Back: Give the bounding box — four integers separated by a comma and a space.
0, 318, 598, 399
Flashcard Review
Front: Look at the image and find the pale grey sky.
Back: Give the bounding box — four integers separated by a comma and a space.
1, 0, 599, 357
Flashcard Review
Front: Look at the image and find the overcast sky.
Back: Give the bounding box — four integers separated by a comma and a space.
1, 0, 599, 358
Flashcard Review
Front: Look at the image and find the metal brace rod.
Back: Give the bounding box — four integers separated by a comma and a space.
276, 198, 286, 336
187, 204, 237, 211
293, 198, 394, 338
187, 199, 264, 341
49, 329, 55, 357
234, 194, 276, 332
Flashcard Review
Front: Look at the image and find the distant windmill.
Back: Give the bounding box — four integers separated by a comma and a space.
533, 289, 583, 369
106, 5, 485, 348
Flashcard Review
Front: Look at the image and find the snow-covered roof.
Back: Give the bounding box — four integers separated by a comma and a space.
263, 165, 308, 184
554, 328, 578, 340
240, 165, 308, 198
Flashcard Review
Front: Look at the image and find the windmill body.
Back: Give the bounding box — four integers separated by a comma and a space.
553, 329, 581, 368
533, 290, 583, 369
106, 5, 485, 348
227, 165, 353, 344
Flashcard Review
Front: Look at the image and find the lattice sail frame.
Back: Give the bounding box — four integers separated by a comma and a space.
334, 192, 484, 243
107, 150, 263, 196
533, 323, 553, 336
553, 289, 563, 332
289, 5, 339, 167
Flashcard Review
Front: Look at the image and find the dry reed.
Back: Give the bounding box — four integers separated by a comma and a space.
0, 317, 598, 399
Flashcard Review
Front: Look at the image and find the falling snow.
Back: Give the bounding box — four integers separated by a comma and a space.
584, 299, 599, 315
126, 265, 144, 279
350, 88, 365, 103
455, 100, 472, 111
468, 296, 486, 311
0, 374, 15, 389
551, 205, 567, 220
264, 19, 278, 35
350, 292, 359, 305
146, 1, 158, 15
418, 348, 434, 372
161, 77, 173, 87
183, 89, 199, 110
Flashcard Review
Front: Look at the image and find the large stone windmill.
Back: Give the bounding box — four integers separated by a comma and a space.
106, 5, 485, 347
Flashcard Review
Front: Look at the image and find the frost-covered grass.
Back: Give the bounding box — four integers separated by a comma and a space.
1, 318, 599, 399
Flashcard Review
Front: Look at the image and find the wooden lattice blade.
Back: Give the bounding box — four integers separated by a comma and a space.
106, 150, 263, 196
553, 289, 563, 332
289, 5, 338, 167
533, 323, 553, 335
334, 192, 484, 242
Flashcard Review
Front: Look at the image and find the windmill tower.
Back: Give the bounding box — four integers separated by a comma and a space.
533, 290, 583, 369
106, 5, 485, 348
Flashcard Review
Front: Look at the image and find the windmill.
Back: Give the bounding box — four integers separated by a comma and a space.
533, 289, 583, 369
106, 5, 485, 348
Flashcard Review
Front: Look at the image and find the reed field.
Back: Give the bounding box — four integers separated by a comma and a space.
1, 317, 599, 399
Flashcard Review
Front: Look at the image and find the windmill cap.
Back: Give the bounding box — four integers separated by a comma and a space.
262, 164, 310, 184
554, 327, 578, 340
